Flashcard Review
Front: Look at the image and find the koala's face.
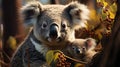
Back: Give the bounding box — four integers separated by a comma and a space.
22, 1, 89, 46
34, 5, 72, 46
67, 38, 97, 62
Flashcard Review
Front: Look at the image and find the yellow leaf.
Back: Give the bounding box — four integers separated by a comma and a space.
46, 50, 62, 65
97, 0, 108, 5
108, 3, 117, 19
111, 3, 117, 13
97, 33, 103, 40
46, 50, 54, 65
88, 9, 100, 30
89, 9, 98, 21
74, 63, 85, 67
54, 52, 60, 61
105, 0, 114, 5
7, 36, 17, 50
53, 50, 63, 61
97, 0, 104, 2
109, 11, 115, 19
103, 1, 108, 7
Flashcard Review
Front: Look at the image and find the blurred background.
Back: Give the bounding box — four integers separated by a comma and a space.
0, 0, 119, 67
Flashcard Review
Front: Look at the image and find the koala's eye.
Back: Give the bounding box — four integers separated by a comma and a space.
42, 22, 47, 29
61, 22, 67, 29
72, 47, 75, 49
62, 24, 66, 28
82, 47, 86, 53
43, 24, 47, 28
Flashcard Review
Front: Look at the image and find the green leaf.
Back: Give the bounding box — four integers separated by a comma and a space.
46, 50, 54, 65
54, 52, 60, 61
46, 50, 62, 66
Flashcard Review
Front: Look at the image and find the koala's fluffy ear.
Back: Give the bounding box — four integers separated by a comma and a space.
84, 38, 96, 50
21, 1, 42, 27
65, 2, 90, 29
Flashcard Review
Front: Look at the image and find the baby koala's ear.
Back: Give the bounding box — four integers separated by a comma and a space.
64, 1, 90, 29
84, 38, 96, 50
21, 1, 42, 27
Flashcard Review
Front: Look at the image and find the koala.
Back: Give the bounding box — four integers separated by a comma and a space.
65, 38, 97, 63
10, 1, 90, 67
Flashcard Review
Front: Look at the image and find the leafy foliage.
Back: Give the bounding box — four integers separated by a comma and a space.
76, 0, 117, 43
97, 0, 117, 32
46, 50, 72, 67
46, 50, 87, 67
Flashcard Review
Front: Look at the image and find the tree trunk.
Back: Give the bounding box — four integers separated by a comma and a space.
2, 0, 25, 64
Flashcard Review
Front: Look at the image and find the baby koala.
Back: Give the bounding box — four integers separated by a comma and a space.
65, 38, 97, 63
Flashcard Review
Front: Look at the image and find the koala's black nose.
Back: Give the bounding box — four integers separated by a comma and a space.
76, 48, 81, 54
49, 24, 58, 39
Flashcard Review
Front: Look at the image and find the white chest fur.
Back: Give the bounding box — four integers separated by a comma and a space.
30, 37, 49, 56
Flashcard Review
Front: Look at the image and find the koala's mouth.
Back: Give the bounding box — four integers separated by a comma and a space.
47, 37, 62, 43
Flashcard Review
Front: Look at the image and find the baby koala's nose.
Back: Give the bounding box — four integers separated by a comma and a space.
76, 48, 81, 54
49, 24, 58, 39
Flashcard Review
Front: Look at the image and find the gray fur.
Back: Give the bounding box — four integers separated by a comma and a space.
10, 31, 49, 67
66, 38, 97, 63
10, 1, 90, 67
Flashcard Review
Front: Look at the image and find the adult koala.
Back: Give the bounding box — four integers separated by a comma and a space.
10, 1, 90, 67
